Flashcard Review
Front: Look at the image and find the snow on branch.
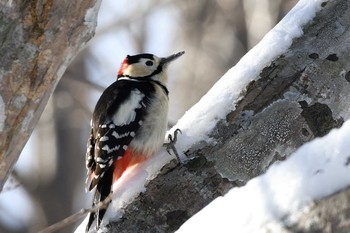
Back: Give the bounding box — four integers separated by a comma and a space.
77, 0, 350, 232
169, 0, 324, 153
178, 120, 350, 232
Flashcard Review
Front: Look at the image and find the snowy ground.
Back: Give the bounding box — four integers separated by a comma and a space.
75, 0, 345, 232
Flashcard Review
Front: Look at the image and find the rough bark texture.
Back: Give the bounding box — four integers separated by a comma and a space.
284, 186, 350, 233
102, 0, 350, 232
0, 0, 101, 190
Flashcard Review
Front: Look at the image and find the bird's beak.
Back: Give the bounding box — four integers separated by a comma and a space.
161, 51, 185, 66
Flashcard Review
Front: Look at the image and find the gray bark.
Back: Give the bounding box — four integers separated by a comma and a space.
105, 0, 350, 232
285, 186, 350, 233
0, 0, 101, 190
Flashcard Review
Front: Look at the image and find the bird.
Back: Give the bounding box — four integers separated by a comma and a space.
85, 51, 185, 231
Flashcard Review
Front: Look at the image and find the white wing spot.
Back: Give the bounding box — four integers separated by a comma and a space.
102, 145, 120, 153
112, 89, 145, 126
112, 131, 130, 139
123, 145, 128, 150
99, 163, 106, 168
109, 124, 116, 129
138, 120, 143, 125
96, 157, 107, 163
100, 136, 109, 142
130, 131, 136, 137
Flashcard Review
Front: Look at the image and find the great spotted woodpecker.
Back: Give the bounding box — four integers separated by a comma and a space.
85, 51, 185, 231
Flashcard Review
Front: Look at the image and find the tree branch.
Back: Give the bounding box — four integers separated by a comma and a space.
39, 193, 113, 233
104, 0, 350, 232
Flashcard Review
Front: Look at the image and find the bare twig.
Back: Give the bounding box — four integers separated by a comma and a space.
38, 193, 113, 233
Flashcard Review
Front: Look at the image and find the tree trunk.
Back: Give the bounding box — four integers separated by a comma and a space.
0, 0, 101, 190
106, 0, 350, 232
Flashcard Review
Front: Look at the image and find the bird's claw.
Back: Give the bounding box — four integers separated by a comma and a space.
164, 129, 182, 162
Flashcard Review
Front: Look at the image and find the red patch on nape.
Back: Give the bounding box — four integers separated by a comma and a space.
118, 57, 129, 76
113, 149, 146, 184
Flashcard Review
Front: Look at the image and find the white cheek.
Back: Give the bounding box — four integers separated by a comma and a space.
125, 64, 154, 77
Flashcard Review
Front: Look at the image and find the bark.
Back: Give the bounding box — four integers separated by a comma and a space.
285, 186, 350, 233
0, 0, 101, 190
105, 0, 350, 232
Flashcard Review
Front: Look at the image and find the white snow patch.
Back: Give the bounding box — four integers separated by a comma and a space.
75, 217, 89, 233
84, 1, 102, 25
106, 149, 173, 222
177, 119, 350, 233
168, 0, 324, 154
75, 149, 173, 232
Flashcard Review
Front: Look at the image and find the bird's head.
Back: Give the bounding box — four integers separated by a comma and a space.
117, 51, 185, 84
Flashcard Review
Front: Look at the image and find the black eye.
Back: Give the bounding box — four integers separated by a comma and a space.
145, 60, 153, 66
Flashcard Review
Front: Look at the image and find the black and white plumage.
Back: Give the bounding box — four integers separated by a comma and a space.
85, 51, 184, 231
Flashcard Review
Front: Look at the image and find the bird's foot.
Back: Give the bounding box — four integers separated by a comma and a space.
164, 129, 182, 162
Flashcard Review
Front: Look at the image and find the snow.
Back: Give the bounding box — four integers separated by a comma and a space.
177, 119, 350, 233
84, 2, 101, 25
76, 0, 332, 232
168, 0, 324, 154
74, 149, 173, 232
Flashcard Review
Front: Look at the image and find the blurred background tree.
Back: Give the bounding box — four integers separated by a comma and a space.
0, 0, 297, 232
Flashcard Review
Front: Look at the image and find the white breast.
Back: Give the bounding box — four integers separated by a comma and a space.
130, 85, 168, 157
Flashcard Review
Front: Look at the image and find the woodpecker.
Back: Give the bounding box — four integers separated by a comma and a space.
85, 51, 185, 231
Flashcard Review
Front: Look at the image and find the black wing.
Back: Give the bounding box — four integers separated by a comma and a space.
85, 80, 155, 191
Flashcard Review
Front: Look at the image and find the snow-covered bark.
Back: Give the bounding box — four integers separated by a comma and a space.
287, 186, 350, 233
79, 0, 350, 232
0, 0, 101, 190
178, 120, 350, 232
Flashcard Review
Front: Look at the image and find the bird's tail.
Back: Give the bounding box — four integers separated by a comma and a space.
86, 167, 113, 232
